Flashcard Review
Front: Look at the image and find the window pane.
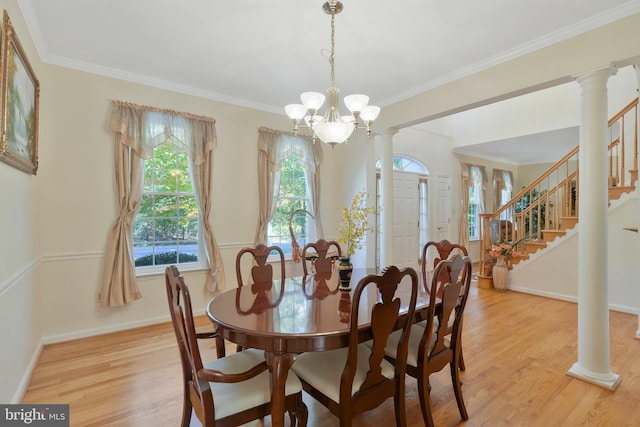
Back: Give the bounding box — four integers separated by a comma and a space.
154, 168, 176, 192
134, 141, 201, 268
267, 150, 308, 256
176, 152, 192, 192
154, 195, 178, 217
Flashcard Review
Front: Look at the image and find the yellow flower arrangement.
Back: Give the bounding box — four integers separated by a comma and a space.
337, 190, 379, 258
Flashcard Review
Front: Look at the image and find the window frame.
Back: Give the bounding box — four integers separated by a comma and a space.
133, 141, 208, 275
266, 149, 314, 261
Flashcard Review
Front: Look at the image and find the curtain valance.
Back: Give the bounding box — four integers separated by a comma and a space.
110, 100, 217, 165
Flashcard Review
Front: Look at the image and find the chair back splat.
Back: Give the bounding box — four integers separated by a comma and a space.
301, 239, 342, 275
165, 265, 307, 427
235, 243, 286, 287
292, 265, 419, 427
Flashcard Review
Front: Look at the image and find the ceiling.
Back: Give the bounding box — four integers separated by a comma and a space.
452, 126, 579, 165
16, 0, 640, 163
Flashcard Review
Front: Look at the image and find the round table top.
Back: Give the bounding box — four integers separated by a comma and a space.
207, 268, 429, 353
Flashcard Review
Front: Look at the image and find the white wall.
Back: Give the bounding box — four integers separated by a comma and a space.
510, 191, 639, 314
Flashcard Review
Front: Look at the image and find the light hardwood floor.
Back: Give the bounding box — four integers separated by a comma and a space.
22, 286, 640, 426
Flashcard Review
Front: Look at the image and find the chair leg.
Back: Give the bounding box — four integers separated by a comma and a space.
181, 390, 192, 427
288, 402, 309, 427
214, 335, 226, 359
450, 359, 469, 420
417, 374, 436, 427
457, 316, 465, 371
394, 383, 408, 427
289, 402, 308, 427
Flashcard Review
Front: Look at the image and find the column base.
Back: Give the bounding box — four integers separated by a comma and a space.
567, 363, 621, 390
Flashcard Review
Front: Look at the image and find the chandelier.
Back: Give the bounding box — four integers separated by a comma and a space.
285, 1, 380, 148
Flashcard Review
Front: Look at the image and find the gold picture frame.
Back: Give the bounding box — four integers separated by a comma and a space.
0, 10, 39, 175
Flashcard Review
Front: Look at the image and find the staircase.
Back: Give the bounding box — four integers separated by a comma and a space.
478, 98, 639, 279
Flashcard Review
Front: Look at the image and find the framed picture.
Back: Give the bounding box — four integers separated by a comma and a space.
0, 10, 39, 175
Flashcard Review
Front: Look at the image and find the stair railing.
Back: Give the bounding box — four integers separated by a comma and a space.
479, 97, 638, 278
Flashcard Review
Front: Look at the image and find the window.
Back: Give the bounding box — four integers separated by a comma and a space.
133, 141, 202, 268
467, 166, 485, 240
267, 151, 312, 256
257, 129, 321, 259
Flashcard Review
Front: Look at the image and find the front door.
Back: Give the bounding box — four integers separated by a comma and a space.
392, 171, 419, 268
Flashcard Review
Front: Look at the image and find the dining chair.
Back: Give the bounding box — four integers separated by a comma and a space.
421, 239, 469, 370
383, 255, 472, 427
422, 239, 468, 297
165, 265, 307, 427
234, 244, 286, 351
235, 243, 286, 287
291, 265, 419, 427
301, 239, 342, 275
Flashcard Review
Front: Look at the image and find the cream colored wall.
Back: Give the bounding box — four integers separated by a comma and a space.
35, 64, 343, 344
0, 1, 44, 404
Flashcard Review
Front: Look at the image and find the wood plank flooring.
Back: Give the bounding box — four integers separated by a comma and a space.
22, 286, 640, 426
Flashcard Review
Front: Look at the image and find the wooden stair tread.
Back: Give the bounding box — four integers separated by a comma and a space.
560, 216, 579, 230
609, 185, 635, 203
541, 229, 566, 243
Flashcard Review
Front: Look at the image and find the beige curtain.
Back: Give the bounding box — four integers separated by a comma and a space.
255, 128, 323, 253
459, 164, 471, 250
99, 135, 144, 306
190, 140, 226, 292
493, 168, 513, 211
99, 101, 222, 306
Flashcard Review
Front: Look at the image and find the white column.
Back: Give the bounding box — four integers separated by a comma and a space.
635, 63, 640, 340
380, 128, 397, 268
567, 65, 620, 390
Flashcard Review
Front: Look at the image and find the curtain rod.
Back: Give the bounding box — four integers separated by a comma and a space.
112, 99, 216, 124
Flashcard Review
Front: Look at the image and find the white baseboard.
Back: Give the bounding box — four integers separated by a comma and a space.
13, 341, 43, 404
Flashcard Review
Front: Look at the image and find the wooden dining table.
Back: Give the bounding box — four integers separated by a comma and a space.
206, 267, 431, 427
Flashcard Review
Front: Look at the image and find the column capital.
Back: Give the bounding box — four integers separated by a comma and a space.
573, 64, 617, 85
383, 127, 399, 138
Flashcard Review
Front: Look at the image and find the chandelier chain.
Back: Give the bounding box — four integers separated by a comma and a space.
329, 10, 335, 88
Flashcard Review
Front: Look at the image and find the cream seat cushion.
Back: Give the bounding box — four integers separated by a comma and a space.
382, 325, 435, 368
203, 348, 302, 420
291, 343, 395, 404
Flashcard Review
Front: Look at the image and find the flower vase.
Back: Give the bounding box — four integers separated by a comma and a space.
492, 256, 509, 292
338, 257, 353, 291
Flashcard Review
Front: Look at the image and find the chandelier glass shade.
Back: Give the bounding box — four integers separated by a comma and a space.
285, 1, 380, 148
